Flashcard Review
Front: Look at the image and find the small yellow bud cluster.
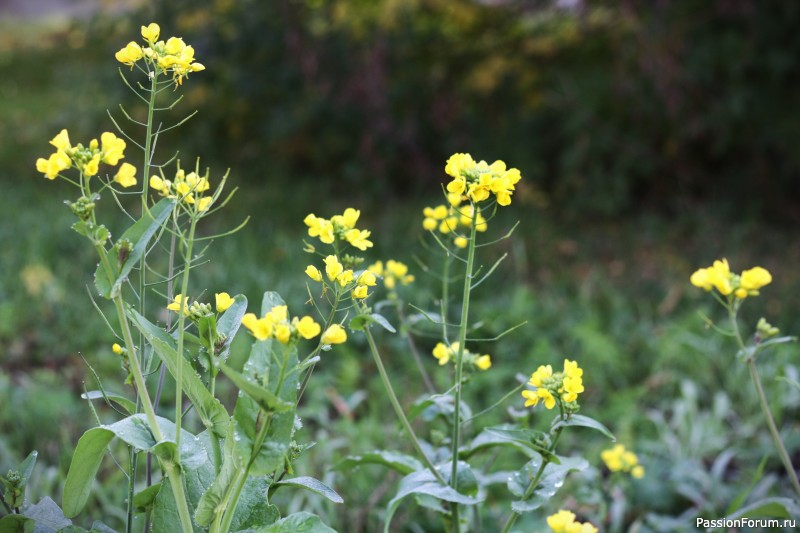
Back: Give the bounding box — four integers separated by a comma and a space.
521, 359, 584, 410
690, 258, 772, 299
601, 444, 645, 479
422, 193, 488, 249
150, 167, 214, 212
36, 129, 135, 186
444, 153, 522, 206
367, 260, 415, 290
304, 208, 373, 251
431, 342, 491, 371
241, 305, 325, 345
547, 510, 598, 533
115, 23, 205, 86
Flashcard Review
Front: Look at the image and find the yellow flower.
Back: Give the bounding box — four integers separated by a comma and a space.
345, 228, 373, 251
563, 359, 583, 379
141, 23, 160, 43
215, 292, 234, 312
83, 154, 101, 177
242, 313, 272, 341
631, 465, 645, 479
445, 153, 476, 179
422, 217, 438, 231
114, 163, 137, 188
707, 258, 733, 295
324, 255, 343, 281
305, 265, 323, 282
100, 132, 126, 165
167, 294, 189, 315
438, 217, 458, 234
149, 175, 169, 193
165, 36, 186, 55
341, 207, 360, 228
601, 444, 642, 477
274, 323, 292, 344
432, 342, 452, 365
521, 388, 556, 409
690, 268, 712, 291
357, 271, 377, 287
295, 316, 321, 339
196, 196, 213, 212
740, 266, 772, 291
50, 129, 71, 152
112, 343, 124, 355
115, 41, 144, 66
266, 305, 288, 324
561, 375, 584, 402
529, 364, 553, 387
547, 510, 577, 533
352, 285, 369, 299
368, 260, 384, 277
36, 150, 71, 179
336, 269, 354, 287
321, 324, 347, 345
454, 236, 468, 249
475, 354, 491, 370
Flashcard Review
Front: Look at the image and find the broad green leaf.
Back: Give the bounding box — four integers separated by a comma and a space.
133, 483, 161, 513
128, 308, 229, 437
63, 415, 206, 518
333, 450, 424, 476
63, 428, 116, 517
384, 464, 483, 533
725, 497, 800, 520
195, 421, 243, 527
220, 362, 292, 414
349, 313, 396, 333
228, 477, 277, 532
89, 522, 117, 533
215, 294, 248, 362
151, 480, 199, 533
23, 497, 71, 530
93, 259, 117, 300
550, 414, 615, 441
269, 476, 344, 503
408, 393, 472, 426
254, 512, 336, 533
0, 514, 34, 533
80, 390, 136, 415
508, 455, 588, 513
17, 451, 38, 487
461, 426, 550, 461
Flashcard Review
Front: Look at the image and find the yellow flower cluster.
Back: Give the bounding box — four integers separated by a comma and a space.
167, 292, 233, 317
547, 510, 598, 533
241, 305, 323, 344
521, 359, 584, 409
150, 167, 214, 211
444, 153, 522, 206
115, 23, 205, 86
601, 444, 644, 478
367, 260, 415, 289
431, 342, 491, 371
304, 208, 373, 251
422, 193, 488, 249
36, 129, 135, 187
306, 255, 377, 300
690, 259, 772, 299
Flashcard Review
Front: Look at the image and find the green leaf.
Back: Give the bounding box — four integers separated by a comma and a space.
725, 497, 800, 521
461, 426, 549, 460
384, 465, 483, 533
550, 414, 615, 441
151, 481, 192, 533
80, 390, 136, 415
253, 512, 336, 533
93, 260, 117, 300
195, 421, 243, 527
349, 313, 396, 333
89, 521, 117, 533
726, 455, 768, 515
269, 476, 344, 504
758, 335, 798, 350
508, 455, 588, 513
23, 497, 72, 530
216, 295, 248, 362
133, 483, 161, 513
110, 198, 175, 298
128, 308, 229, 437
0, 514, 34, 533
227, 477, 277, 531
17, 451, 38, 488
333, 450, 424, 476
408, 393, 472, 426
220, 362, 292, 414
63, 415, 207, 518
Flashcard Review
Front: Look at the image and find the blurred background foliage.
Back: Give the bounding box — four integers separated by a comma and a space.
1, 0, 800, 531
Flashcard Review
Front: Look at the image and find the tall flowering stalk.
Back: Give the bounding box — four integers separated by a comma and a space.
690, 258, 800, 498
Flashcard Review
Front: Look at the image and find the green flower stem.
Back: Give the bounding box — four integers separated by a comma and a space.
395, 300, 436, 394
174, 218, 198, 453
728, 305, 800, 499
163, 462, 195, 533
364, 326, 447, 485
500, 425, 565, 533
441, 255, 452, 341
450, 218, 479, 530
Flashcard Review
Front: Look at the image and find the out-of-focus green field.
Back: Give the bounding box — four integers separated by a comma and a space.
2, 2, 800, 531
